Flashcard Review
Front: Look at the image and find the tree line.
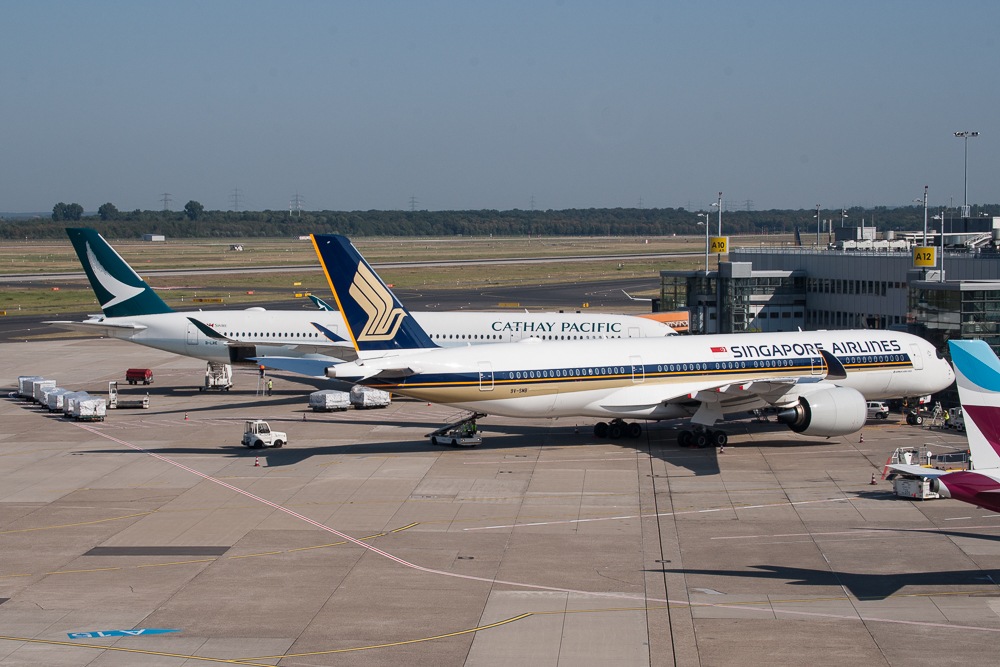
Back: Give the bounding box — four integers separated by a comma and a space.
1, 202, 997, 240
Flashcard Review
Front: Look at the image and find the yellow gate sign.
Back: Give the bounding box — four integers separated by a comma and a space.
913, 246, 936, 267
709, 236, 729, 254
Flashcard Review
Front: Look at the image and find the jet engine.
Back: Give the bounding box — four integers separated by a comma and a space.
775, 386, 867, 437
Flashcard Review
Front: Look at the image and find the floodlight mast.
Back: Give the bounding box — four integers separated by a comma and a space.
954, 131, 980, 217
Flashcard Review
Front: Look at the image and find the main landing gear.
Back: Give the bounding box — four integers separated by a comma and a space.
594, 419, 643, 439
677, 427, 727, 448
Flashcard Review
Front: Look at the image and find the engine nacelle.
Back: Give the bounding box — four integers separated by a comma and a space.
775, 386, 867, 437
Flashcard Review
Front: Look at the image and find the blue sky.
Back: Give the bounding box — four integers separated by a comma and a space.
2, 1, 996, 213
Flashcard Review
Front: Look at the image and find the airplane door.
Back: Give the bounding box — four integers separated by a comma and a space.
909, 343, 924, 369
186, 322, 199, 346
478, 362, 494, 391
630, 356, 644, 383
810, 354, 823, 375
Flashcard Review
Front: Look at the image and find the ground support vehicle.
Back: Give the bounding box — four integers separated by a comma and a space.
428, 413, 486, 447
17, 376, 43, 399
108, 381, 149, 409
241, 420, 287, 448
71, 397, 106, 421
201, 362, 233, 391
350, 386, 391, 409
308, 390, 351, 412
126, 368, 153, 384
31, 379, 57, 404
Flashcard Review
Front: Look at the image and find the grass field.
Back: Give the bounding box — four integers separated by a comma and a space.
0, 234, 793, 316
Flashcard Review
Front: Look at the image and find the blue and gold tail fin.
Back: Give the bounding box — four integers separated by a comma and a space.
949, 339, 1000, 470
66, 228, 173, 317
310, 234, 436, 355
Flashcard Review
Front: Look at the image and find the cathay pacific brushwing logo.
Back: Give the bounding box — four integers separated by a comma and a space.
86, 241, 144, 309
348, 261, 406, 341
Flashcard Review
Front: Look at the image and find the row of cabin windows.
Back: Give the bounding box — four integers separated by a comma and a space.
432, 333, 623, 341
499, 354, 904, 380
234, 332, 323, 338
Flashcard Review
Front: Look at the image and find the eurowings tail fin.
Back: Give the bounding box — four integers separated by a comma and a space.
66, 228, 173, 317
948, 339, 1000, 470
310, 234, 437, 355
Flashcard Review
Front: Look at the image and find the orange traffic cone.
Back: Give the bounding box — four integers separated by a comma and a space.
859, 432, 864, 443
184, 412, 188, 421
870, 472, 877, 485
254, 456, 260, 467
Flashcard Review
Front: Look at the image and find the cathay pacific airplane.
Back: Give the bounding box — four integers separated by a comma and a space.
888, 339, 1000, 513
313, 234, 954, 445
46, 229, 675, 375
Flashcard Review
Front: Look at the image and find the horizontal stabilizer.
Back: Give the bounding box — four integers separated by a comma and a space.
45, 320, 147, 336
251, 356, 340, 378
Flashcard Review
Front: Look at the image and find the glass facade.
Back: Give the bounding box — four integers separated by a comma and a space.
908, 282, 1000, 358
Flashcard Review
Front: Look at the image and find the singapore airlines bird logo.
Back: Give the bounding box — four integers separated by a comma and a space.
87, 241, 144, 308
349, 261, 407, 341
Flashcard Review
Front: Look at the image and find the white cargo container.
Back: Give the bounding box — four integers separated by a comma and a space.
350, 385, 391, 409
44, 387, 71, 412
309, 389, 351, 412
18, 375, 43, 399
72, 397, 107, 421
63, 392, 90, 417
32, 379, 57, 404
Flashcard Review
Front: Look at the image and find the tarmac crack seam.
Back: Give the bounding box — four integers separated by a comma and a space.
71, 424, 1000, 639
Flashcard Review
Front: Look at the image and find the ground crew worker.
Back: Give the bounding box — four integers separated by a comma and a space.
267, 378, 273, 396
944, 410, 951, 427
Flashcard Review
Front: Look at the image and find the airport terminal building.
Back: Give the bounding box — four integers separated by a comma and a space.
659, 219, 1000, 359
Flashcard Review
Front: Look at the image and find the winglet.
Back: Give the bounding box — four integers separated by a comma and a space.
186, 317, 231, 340
310, 234, 437, 354
821, 349, 847, 381
67, 228, 173, 317
311, 321, 347, 342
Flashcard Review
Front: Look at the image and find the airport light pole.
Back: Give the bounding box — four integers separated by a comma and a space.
697, 213, 709, 271
954, 131, 980, 217
710, 192, 722, 236
914, 186, 928, 245
815, 204, 821, 246
932, 210, 945, 281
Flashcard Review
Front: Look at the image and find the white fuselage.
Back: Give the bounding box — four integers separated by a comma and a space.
335, 329, 954, 420
84, 308, 674, 364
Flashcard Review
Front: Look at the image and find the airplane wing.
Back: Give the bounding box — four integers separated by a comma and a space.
591, 350, 849, 424
45, 320, 147, 337
885, 464, 948, 478
186, 317, 353, 356
250, 356, 345, 378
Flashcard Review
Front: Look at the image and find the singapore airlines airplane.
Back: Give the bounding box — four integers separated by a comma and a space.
313, 233, 954, 445
887, 339, 1000, 513
46, 229, 675, 375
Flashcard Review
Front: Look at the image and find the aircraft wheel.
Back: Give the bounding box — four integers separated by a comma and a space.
627, 422, 642, 438
710, 431, 728, 447
678, 430, 692, 447
694, 432, 708, 448
609, 423, 624, 439
914, 415, 924, 425
594, 422, 609, 438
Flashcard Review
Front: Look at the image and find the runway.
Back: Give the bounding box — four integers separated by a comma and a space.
2, 338, 998, 666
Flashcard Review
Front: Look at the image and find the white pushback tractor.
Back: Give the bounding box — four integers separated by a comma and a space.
241, 420, 287, 448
